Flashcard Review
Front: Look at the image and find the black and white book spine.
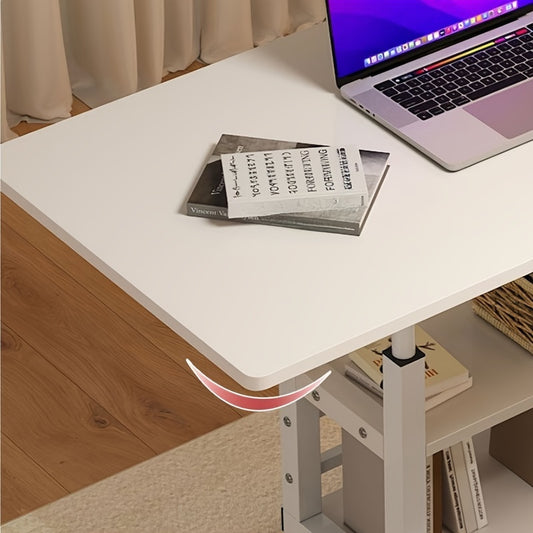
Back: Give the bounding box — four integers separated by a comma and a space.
462, 438, 488, 528
426, 456, 434, 533
221, 146, 368, 218
443, 447, 467, 533
451, 443, 478, 532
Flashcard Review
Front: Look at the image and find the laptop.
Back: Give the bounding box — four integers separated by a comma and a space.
325, 1, 533, 170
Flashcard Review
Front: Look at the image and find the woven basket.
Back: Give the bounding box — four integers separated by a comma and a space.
472, 275, 533, 354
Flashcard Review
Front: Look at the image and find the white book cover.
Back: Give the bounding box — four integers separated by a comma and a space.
221, 145, 368, 218
462, 438, 488, 528
443, 447, 467, 533
451, 442, 478, 532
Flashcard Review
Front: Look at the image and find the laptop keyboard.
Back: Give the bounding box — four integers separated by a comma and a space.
374, 24, 533, 120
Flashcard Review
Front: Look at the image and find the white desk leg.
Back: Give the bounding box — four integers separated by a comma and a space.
280, 378, 322, 530
383, 326, 427, 533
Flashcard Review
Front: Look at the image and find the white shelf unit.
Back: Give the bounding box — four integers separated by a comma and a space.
318, 430, 533, 533
284, 301, 533, 532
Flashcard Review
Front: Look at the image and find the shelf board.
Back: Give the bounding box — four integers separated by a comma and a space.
422, 302, 533, 454
307, 302, 533, 456
319, 430, 533, 533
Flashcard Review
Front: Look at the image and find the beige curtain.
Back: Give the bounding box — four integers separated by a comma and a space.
1, 0, 325, 141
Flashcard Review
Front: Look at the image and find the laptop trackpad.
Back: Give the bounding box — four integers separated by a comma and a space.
465, 79, 533, 139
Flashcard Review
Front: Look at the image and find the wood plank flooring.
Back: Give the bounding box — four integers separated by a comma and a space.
1, 62, 278, 524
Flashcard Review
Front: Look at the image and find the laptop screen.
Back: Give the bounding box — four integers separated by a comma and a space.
327, 0, 533, 82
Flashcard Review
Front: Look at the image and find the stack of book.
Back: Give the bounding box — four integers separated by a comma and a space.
186, 134, 390, 236
344, 325, 473, 411
442, 439, 489, 532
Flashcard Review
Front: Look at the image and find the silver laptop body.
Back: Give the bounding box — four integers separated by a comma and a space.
326, 2, 533, 170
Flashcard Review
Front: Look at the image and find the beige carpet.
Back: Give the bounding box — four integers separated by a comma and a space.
4, 412, 342, 533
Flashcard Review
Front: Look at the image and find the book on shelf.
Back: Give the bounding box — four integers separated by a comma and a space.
344, 360, 473, 411
461, 438, 489, 529
443, 440, 488, 532
345, 325, 472, 399
221, 145, 368, 218
427, 451, 444, 533
451, 442, 478, 532
443, 446, 467, 533
186, 133, 390, 236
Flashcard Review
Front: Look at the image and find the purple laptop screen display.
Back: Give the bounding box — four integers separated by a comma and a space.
328, 0, 531, 78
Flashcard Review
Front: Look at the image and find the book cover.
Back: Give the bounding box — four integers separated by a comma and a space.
451, 442, 478, 532
221, 145, 368, 218
186, 134, 390, 236
426, 455, 433, 533
347, 325, 471, 398
462, 438, 488, 528
344, 361, 472, 411
443, 447, 467, 533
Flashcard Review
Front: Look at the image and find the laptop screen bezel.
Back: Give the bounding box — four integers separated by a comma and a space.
326, 2, 533, 87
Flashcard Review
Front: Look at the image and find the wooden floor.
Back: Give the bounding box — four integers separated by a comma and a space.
1, 63, 277, 524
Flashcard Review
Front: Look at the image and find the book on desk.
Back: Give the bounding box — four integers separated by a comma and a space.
186, 134, 390, 236
221, 145, 369, 218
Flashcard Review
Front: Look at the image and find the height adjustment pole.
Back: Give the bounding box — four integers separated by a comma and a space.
383, 325, 427, 533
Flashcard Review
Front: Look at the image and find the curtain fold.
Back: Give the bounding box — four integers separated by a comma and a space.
200, 0, 254, 64
1, 0, 325, 141
60, 0, 139, 108
2, 0, 72, 126
2, 50, 17, 141
163, 0, 202, 74
251, 0, 292, 47
134, 0, 165, 90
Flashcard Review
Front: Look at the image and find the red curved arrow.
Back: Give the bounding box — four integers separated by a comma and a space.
186, 359, 331, 412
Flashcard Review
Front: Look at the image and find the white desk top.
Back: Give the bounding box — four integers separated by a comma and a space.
2, 23, 532, 390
